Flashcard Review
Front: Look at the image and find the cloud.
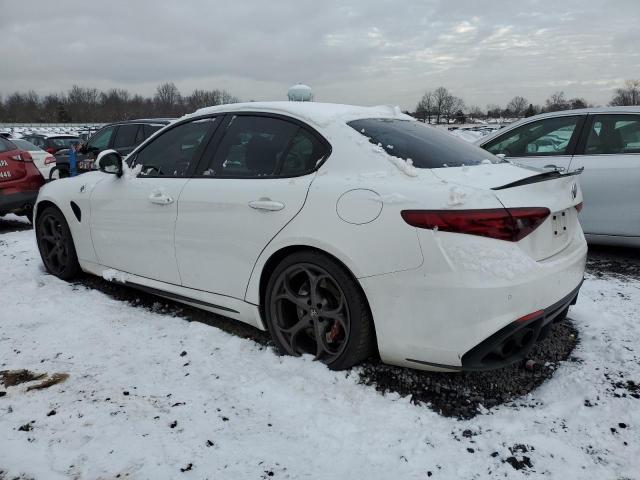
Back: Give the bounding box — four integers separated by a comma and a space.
1, 0, 639, 109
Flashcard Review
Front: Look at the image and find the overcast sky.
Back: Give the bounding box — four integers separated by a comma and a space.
2, 0, 639, 110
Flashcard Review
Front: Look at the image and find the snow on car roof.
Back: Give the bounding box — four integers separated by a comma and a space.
26, 133, 80, 139
189, 102, 414, 127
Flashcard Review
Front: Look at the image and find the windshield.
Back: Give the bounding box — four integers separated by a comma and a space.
348, 118, 500, 168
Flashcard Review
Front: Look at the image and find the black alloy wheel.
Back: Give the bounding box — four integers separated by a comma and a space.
36, 206, 80, 280
265, 252, 374, 370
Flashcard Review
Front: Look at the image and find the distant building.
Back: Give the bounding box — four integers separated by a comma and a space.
288, 84, 314, 102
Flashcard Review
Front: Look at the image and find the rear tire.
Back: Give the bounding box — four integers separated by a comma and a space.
36, 206, 80, 280
264, 251, 375, 370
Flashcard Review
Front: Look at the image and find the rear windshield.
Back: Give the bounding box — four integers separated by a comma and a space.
0, 137, 17, 153
10, 139, 39, 151
348, 118, 498, 168
48, 137, 80, 148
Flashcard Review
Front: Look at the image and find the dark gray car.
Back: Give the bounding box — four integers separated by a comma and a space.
51, 119, 173, 179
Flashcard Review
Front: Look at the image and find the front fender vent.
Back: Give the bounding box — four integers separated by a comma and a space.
70, 202, 82, 222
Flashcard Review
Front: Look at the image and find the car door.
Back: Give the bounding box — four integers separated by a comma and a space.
569, 113, 640, 236
90, 118, 219, 284
481, 115, 586, 171
175, 113, 330, 299
84, 125, 117, 160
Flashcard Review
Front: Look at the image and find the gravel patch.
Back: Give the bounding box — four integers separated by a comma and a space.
358, 320, 579, 419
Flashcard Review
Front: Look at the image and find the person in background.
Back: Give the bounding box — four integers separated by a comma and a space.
68, 141, 80, 177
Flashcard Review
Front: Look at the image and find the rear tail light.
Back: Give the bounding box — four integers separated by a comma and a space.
401, 207, 550, 242
9, 151, 33, 162
575, 202, 583, 213
44, 155, 56, 165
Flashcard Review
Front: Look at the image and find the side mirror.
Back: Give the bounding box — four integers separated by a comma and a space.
96, 149, 123, 177
495, 153, 506, 160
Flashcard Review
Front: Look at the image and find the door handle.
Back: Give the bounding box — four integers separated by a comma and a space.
148, 190, 174, 205
248, 198, 285, 211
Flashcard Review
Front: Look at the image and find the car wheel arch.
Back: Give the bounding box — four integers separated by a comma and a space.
256, 244, 379, 353
35, 200, 60, 224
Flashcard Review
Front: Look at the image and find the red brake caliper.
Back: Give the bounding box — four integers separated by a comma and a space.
326, 322, 342, 344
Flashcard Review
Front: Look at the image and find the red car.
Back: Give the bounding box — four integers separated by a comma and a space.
0, 137, 45, 222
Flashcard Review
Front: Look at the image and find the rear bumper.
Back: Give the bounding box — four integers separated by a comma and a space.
0, 189, 39, 215
459, 281, 581, 370
359, 227, 587, 371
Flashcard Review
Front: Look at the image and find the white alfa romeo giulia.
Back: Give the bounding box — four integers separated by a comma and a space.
34, 102, 587, 371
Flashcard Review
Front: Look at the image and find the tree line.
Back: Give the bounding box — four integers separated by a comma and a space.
0, 82, 240, 123
2, 79, 639, 124
414, 79, 640, 123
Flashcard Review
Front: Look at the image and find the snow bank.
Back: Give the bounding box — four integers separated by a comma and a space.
1, 229, 639, 479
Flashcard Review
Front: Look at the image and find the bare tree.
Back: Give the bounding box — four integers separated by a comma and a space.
505, 96, 528, 117
544, 91, 570, 112
67, 86, 100, 122
442, 95, 465, 124
468, 105, 484, 120
486, 104, 502, 119
432, 87, 451, 124
154, 82, 183, 116
415, 91, 434, 123
610, 79, 640, 106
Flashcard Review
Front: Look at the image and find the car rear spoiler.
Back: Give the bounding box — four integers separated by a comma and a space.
492, 167, 584, 191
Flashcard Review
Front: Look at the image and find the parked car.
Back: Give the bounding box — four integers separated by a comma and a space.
50, 119, 172, 180
20, 133, 82, 155
0, 137, 45, 221
476, 106, 640, 247
8, 138, 57, 178
34, 102, 586, 372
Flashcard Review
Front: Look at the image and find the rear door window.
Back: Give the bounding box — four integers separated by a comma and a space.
349, 118, 496, 168
584, 115, 640, 154
484, 116, 583, 157
113, 124, 140, 149
198, 115, 321, 177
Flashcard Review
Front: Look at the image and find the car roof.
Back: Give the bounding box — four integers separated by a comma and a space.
186, 102, 413, 128
103, 118, 174, 127
26, 133, 80, 139
521, 105, 640, 120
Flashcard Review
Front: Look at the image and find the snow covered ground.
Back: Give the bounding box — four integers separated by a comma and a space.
1, 219, 639, 479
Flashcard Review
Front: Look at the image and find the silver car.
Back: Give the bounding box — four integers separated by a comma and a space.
476, 107, 640, 247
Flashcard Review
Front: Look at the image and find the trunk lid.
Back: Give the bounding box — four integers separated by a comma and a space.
0, 149, 27, 183
432, 163, 583, 261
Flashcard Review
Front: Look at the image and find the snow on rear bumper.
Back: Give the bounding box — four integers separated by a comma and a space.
359, 226, 587, 371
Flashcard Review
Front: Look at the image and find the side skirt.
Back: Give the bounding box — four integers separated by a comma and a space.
79, 260, 266, 330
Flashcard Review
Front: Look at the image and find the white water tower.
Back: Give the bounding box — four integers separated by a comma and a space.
288, 83, 314, 102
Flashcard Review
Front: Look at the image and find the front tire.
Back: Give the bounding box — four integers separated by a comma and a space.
36, 206, 80, 280
49, 166, 69, 181
265, 251, 375, 370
